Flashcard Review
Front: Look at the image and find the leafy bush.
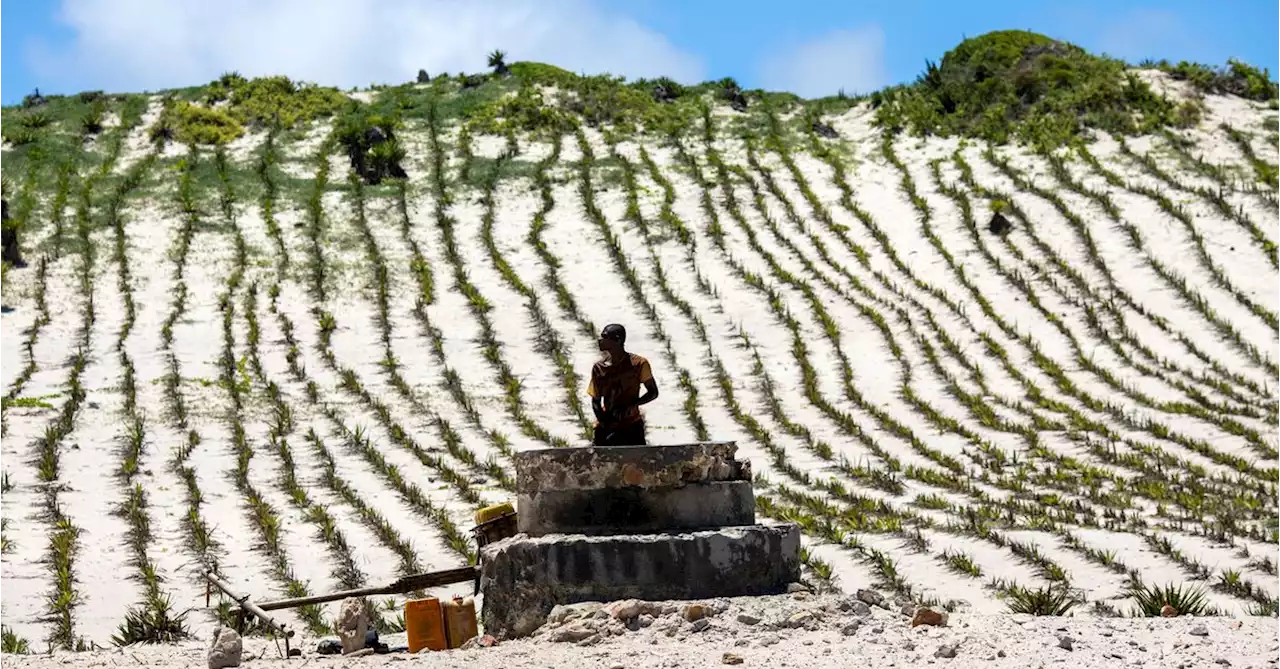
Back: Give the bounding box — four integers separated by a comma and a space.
1, 625, 29, 654
333, 107, 407, 184
153, 101, 244, 146
111, 594, 191, 646
224, 75, 348, 128
80, 101, 106, 135
1154, 58, 1279, 101
874, 30, 1197, 147
1003, 584, 1079, 615
1127, 581, 1211, 617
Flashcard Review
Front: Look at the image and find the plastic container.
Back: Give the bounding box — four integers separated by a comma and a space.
472, 502, 518, 549
404, 597, 447, 653
441, 595, 479, 648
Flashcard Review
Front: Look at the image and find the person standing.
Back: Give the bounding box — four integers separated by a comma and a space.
587, 324, 659, 446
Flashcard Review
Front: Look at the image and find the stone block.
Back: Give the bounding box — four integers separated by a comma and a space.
517, 480, 755, 536
514, 442, 747, 494
478, 524, 801, 638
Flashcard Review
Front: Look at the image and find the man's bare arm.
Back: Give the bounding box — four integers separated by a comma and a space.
635, 378, 659, 407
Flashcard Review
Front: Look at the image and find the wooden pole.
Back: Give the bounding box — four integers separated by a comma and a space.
203, 569, 295, 658
252, 565, 479, 612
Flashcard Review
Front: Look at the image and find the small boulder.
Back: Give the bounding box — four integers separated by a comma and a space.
607, 599, 645, 621
1161, 604, 1179, 617
849, 601, 872, 617
987, 212, 1013, 236
1190, 625, 1209, 637
910, 607, 948, 628
691, 619, 711, 633
681, 603, 712, 622
786, 582, 810, 594
840, 621, 862, 636
935, 644, 958, 659
336, 597, 369, 654
737, 613, 762, 626
416, 69, 430, 84
548, 602, 603, 625
812, 120, 839, 139
550, 622, 598, 643
856, 589, 885, 608
722, 652, 745, 665
1058, 636, 1074, 651
207, 627, 242, 669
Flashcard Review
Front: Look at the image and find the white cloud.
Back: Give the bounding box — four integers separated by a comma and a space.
26, 0, 705, 94
757, 24, 887, 99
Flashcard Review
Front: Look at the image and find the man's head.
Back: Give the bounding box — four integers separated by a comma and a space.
598, 323, 626, 354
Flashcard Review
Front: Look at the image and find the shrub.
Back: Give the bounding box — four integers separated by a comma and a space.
1156, 58, 1279, 101
1004, 584, 1079, 615
154, 101, 244, 146
224, 75, 347, 128
1, 625, 29, 654
333, 108, 406, 184
110, 595, 192, 646
874, 30, 1193, 147
1127, 582, 1211, 617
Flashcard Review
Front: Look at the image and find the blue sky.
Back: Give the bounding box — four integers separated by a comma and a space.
3, 0, 1277, 106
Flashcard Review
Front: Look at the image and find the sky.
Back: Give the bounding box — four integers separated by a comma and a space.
2, 0, 1277, 105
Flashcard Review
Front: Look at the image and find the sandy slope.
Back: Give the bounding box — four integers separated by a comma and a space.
1, 68, 1277, 652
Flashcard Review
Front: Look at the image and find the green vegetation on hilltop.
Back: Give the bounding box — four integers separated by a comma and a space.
872, 30, 1206, 147
1149, 58, 1279, 102
151, 73, 349, 145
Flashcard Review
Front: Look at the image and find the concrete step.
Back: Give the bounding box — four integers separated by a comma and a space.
516, 480, 756, 537
515, 441, 749, 494
478, 523, 801, 638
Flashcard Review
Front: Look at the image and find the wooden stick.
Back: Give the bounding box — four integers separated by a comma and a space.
203, 570, 295, 640
252, 565, 479, 612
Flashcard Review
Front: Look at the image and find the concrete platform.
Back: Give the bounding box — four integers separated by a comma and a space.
478, 524, 801, 638
516, 480, 756, 537
515, 441, 749, 494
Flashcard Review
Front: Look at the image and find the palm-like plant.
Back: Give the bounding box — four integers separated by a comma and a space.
1127, 581, 1211, 617
488, 50, 510, 76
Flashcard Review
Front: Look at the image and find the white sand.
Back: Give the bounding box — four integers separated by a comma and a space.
1, 74, 1277, 656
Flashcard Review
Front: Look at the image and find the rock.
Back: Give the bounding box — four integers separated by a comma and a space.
691, 619, 711, 633
737, 613, 762, 626
637, 614, 655, 628
902, 640, 916, 651
899, 602, 915, 617
758, 634, 781, 647
935, 644, 958, 659
345, 648, 375, 658
682, 603, 712, 622
1190, 625, 1209, 637
840, 621, 861, 636
785, 610, 818, 629
607, 599, 646, 620
812, 120, 839, 139
722, 653, 745, 665
856, 589, 885, 608
987, 212, 1013, 236
207, 627, 242, 669
336, 597, 369, 655
849, 601, 872, 617
998, 649, 1006, 658
416, 69, 430, 83
1058, 636, 1074, 651
550, 622, 598, 643
1161, 604, 1179, 617
787, 582, 809, 594
548, 602, 604, 626
910, 607, 948, 627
